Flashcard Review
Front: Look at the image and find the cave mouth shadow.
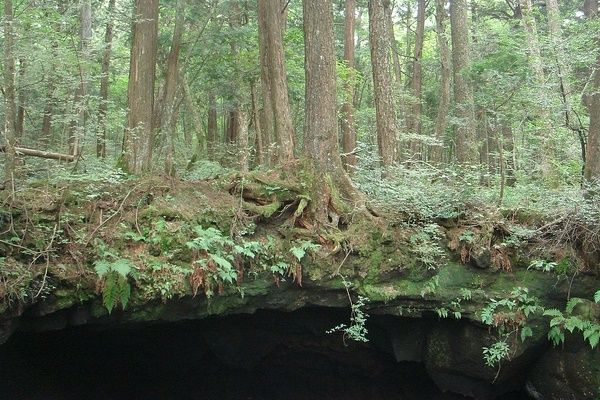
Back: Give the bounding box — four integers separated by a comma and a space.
0, 307, 528, 400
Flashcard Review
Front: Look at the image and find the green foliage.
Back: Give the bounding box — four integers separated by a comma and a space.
409, 223, 446, 270
543, 295, 600, 349
458, 230, 475, 243
594, 290, 600, 304
483, 340, 510, 368
182, 160, 231, 181
94, 258, 134, 314
479, 287, 541, 369
420, 275, 440, 298
327, 279, 370, 344
289, 240, 321, 262
528, 259, 558, 273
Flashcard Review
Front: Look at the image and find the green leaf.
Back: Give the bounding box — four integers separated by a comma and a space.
566, 298, 584, 314
111, 259, 133, 277
594, 290, 600, 304
543, 309, 564, 318
520, 326, 533, 342
94, 260, 111, 277
290, 246, 306, 261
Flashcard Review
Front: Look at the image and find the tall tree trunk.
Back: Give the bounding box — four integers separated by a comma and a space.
262, 0, 295, 165
207, 92, 217, 159
70, 0, 92, 157
16, 58, 25, 138
584, 29, 600, 183
97, 0, 116, 158
250, 82, 265, 166
386, 4, 402, 90
450, 0, 477, 164
369, 0, 398, 168
239, 111, 249, 172
122, 0, 159, 174
341, 0, 357, 173
407, 0, 426, 159
303, 0, 359, 226
257, 0, 274, 166
3, 0, 17, 188
432, 0, 451, 163
161, 0, 186, 177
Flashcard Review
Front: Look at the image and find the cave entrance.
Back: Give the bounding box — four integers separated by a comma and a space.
0, 308, 528, 399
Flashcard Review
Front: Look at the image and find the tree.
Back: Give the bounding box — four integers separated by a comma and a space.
303, 0, 361, 225
341, 0, 357, 173
584, 2, 600, 184
450, 0, 477, 164
97, 0, 116, 158
369, 0, 398, 168
3, 0, 17, 188
407, 0, 427, 159
159, 0, 186, 176
258, 0, 295, 165
121, 0, 159, 174
432, 0, 451, 163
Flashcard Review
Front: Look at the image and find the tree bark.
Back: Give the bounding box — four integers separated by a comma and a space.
161, 0, 186, 177
0, 146, 75, 162
3, 0, 17, 188
122, 0, 159, 174
16, 58, 25, 138
407, 0, 426, 159
450, 0, 477, 164
584, 36, 600, 183
261, 0, 295, 165
369, 0, 398, 168
97, 0, 116, 158
207, 92, 217, 159
304, 0, 359, 225
341, 0, 357, 173
257, 0, 274, 166
69, 0, 92, 157
250, 82, 265, 166
432, 0, 451, 164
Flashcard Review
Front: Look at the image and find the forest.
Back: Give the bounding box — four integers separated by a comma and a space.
0, 0, 600, 399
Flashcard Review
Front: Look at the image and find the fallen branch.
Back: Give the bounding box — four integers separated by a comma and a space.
0, 146, 75, 162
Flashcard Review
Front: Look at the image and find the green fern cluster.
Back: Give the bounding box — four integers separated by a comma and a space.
544, 295, 600, 348
94, 258, 134, 313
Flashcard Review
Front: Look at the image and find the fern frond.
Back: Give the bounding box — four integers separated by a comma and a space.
566, 297, 584, 314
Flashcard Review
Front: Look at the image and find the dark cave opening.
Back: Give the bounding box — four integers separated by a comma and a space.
0, 308, 529, 400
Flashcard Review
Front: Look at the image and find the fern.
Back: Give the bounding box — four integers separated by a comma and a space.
594, 290, 600, 304
94, 258, 133, 313
565, 297, 584, 314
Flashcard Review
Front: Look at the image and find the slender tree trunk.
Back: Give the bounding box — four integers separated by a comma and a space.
70, 0, 92, 157
369, 0, 398, 168
386, 4, 402, 90
584, 40, 600, 183
432, 0, 451, 163
41, 78, 55, 140
239, 111, 249, 172
207, 92, 217, 159
97, 0, 116, 158
262, 0, 295, 165
122, 0, 159, 174
161, 0, 186, 176
250, 82, 265, 166
3, 0, 17, 188
16, 58, 25, 138
341, 0, 357, 173
407, 0, 426, 159
450, 0, 477, 164
257, 0, 275, 166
